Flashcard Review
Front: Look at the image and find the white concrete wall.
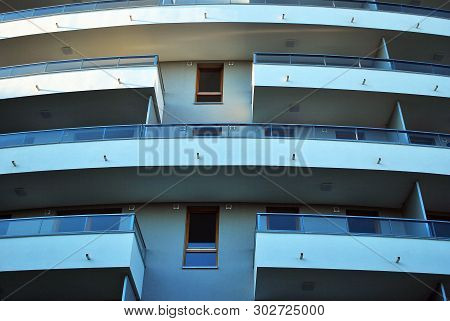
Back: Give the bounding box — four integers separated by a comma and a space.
0, 5, 448, 39
160, 61, 252, 123
0, 66, 160, 99
0, 137, 449, 175
255, 232, 450, 275
253, 64, 450, 98
0, 233, 135, 271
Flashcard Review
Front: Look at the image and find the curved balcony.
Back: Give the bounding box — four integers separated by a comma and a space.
253, 53, 450, 101
1, 0, 448, 23
0, 0, 448, 46
0, 213, 146, 300
0, 55, 164, 122
254, 213, 450, 300
0, 123, 449, 177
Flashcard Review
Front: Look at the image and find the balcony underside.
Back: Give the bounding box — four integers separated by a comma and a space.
0, 166, 449, 212
0, 268, 128, 300
0, 89, 153, 134
252, 87, 450, 133
255, 267, 450, 300
0, 23, 448, 67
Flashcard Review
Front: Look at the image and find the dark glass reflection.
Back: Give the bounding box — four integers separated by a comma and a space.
184, 252, 217, 267
268, 215, 298, 231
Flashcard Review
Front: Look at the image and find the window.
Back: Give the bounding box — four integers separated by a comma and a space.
346, 210, 380, 234
195, 64, 223, 103
266, 207, 299, 231
183, 207, 219, 268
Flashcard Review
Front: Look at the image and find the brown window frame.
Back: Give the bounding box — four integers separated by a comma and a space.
183, 206, 220, 268
195, 63, 224, 103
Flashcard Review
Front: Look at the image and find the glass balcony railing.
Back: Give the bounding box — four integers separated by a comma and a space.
254, 53, 450, 77
0, 214, 147, 260
0, 123, 449, 149
0, 55, 158, 79
257, 213, 450, 240
0, 0, 448, 23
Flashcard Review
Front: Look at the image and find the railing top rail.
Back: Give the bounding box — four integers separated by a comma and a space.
0, 212, 134, 223
0, 123, 448, 139
0, 0, 449, 24
253, 52, 450, 69
0, 54, 158, 72
257, 212, 450, 225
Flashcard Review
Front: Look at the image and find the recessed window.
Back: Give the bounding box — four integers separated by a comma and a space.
266, 207, 299, 231
183, 207, 219, 268
195, 64, 223, 103
346, 210, 380, 234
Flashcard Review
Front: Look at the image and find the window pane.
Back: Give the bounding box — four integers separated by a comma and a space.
196, 95, 222, 103
188, 213, 217, 248
184, 252, 217, 267
89, 215, 122, 232
198, 68, 222, 92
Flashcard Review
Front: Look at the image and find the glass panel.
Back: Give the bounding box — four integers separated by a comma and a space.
267, 215, 298, 231
0, 67, 13, 78
392, 61, 432, 74
196, 95, 222, 103
325, 56, 358, 67
6, 219, 43, 236
0, 220, 10, 236
63, 3, 97, 13
184, 252, 217, 267
54, 216, 87, 233
45, 60, 83, 72
431, 65, 450, 77
347, 217, 381, 234
302, 215, 348, 234
198, 68, 222, 92
96, 0, 130, 10
33, 6, 64, 17
23, 130, 64, 145
390, 220, 429, 238
335, 129, 357, 140
255, 54, 291, 64
187, 213, 217, 248
82, 58, 119, 69
335, 0, 366, 9
11, 64, 46, 77
192, 127, 223, 137
62, 128, 105, 142
290, 55, 325, 65
357, 129, 399, 143
143, 126, 187, 138
408, 133, 437, 146
228, 125, 264, 138
119, 56, 156, 66
265, 126, 295, 137
300, 0, 334, 7
89, 215, 123, 232
104, 126, 139, 139
0, 133, 26, 148
2, 10, 34, 22
433, 222, 450, 238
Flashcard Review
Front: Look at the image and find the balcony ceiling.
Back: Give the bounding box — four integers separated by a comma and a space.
0, 88, 152, 134
0, 23, 448, 67
253, 87, 450, 133
0, 166, 448, 212
255, 267, 450, 300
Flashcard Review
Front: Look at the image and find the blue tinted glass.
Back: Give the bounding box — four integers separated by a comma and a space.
0, 220, 9, 236
348, 218, 379, 234
56, 216, 86, 233
184, 252, 217, 267
268, 215, 298, 231
89, 216, 121, 232
433, 222, 450, 238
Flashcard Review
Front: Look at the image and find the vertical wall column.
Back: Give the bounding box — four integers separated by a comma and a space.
387, 101, 409, 143
146, 97, 156, 124
374, 37, 392, 69
402, 181, 430, 237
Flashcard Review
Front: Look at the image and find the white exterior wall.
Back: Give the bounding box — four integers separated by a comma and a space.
0, 5, 449, 40
253, 64, 450, 98
160, 61, 252, 123
255, 232, 450, 275
0, 138, 449, 175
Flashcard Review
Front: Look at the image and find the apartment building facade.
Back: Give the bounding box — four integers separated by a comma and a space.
0, 0, 449, 301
